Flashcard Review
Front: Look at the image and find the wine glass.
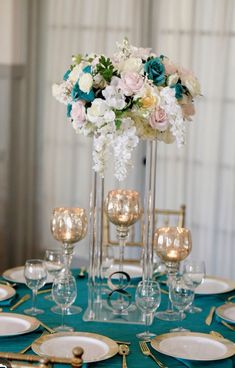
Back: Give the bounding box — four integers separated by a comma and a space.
169, 274, 194, 332
44, 249, 64, 300
135, 280, 161, 340
24, 259, 47, 315
52, 273, 77, 332
154, 227, 192, 321
183, 260, 206, 313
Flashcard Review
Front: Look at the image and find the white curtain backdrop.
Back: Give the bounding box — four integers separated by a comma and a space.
32, 0, 235, 277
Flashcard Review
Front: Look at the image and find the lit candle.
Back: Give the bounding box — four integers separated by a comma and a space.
166, 249, 179, 261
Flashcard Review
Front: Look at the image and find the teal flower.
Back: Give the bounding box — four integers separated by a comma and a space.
171, 83, 184, 100
63, 69, 71, 81
83, 65, 92, 74
144, 57, 165, 86
71, 82, 95, 102
67, 103, 72, 117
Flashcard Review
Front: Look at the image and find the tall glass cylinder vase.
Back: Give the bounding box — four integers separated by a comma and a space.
142, 140, 157, 281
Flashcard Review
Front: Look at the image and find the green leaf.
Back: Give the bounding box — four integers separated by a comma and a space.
96, 56, 115, 82
115, 119, 122, 130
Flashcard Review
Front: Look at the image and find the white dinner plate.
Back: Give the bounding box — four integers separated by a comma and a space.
32, 332, 118, 363
0, 313, 40, 337
2, 266, 54, 284
151, 332, 235, 361
0, 284, 16, 301
105, 264, 142, 279
216, 303, 235, 324
195, 276, 235, 295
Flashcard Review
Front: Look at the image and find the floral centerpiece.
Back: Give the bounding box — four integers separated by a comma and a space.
52, 39, 201, 181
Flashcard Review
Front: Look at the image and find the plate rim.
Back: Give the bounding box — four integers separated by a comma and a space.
216, 303, 235, 324
0, 284, 16, 301
32, 331, 119, 363
0, 312, 40, 337
2, 266, 53, 284
195, 276, 235, 295
151, 332, 235, 361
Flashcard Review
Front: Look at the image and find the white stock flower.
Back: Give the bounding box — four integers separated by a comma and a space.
78, 73, 93, 93
52, 82, 72, 105
87, 98, 115, 126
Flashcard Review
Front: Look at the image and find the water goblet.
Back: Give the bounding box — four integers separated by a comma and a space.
24, 259, 47, 316
52, 273, 77, 332
183, 260, 206, 313
44, 249, 63, 300
154, 227, 192, 321
135, 280, 161, 340
169, 274, 194, 332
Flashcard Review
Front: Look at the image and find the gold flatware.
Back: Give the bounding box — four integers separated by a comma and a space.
10, 294, 30, 311
19, 331, 48, 354
38, 289, 51, 295
205, 306, 216, 325
119, 344, 129, 368
160, 288, 169, 295
38, 320, 55, 334
139, 341, 167, 368
221, 320, 235, 331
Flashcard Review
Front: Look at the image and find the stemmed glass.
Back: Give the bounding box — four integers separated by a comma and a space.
183, 260, 206, 313
154, 227, 192, 321
52, 273, 77, 332
24, 259, 47, 315
44, 249, 64, 300
169, 274, 194, 332
50, 207, 88, 275
50, 207, 87, 315
135, 280, 161, 340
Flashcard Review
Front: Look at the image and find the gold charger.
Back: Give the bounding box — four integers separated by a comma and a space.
0, 284, 16, 301
0, 313, 40, 336
151, 332, 235, 361
216, 303, 235, 324
32, 331, 119, 363
3, 266, 54, 284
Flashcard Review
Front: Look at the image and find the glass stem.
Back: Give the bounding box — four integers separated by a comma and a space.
61, 307, 65, 328
145, 313, 152, 335
32, 289, 37, 311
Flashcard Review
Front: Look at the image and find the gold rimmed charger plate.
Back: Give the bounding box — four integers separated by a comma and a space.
151, 332, 235, 361
0, 313, 40, 337
2, 266, 54, 284
32, 332, 119, 363
195, 276, 235, 295
0, 284, 16, 301
216, 303, 235, 324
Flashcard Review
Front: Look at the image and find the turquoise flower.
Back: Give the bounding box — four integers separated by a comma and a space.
67, 103, 72, 117
63, 69, 71, 81
83, 65, 92, 74
144, 58, 165, 86
71, 82, 95, 102
171, 83, 184, 100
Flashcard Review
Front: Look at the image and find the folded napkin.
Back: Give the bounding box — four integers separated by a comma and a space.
0, 294, 18, 306
178, 357, 234, 367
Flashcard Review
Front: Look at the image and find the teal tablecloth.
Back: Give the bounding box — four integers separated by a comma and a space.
1, 271, 235, 367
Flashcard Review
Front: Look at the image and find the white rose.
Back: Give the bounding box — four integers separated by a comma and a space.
78, 73, 93, 93
185, 76, 201, 97
167, 73, 179, 87
118, 57, 143, 73
69, 65, 82, 83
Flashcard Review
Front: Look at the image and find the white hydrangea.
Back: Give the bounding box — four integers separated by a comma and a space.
52, 81, 73, 105
102, 77, 126, 110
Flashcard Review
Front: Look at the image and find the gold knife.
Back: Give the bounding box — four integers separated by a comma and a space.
38, 289, 51, 295
10, 294, 30, 311
205, 306, 216, 325
38, 320, 55, 334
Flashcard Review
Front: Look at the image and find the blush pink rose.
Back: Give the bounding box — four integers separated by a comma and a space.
71, 101, 86, 125
119, 72, 144, 96
150, 107, 169, 131
162, 58, 177, 76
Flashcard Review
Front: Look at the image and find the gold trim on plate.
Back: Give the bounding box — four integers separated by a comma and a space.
0, 313, 40, 337
216, 303, 235, 324
32, 331, 119, 363
195, 276, 235, 295
0, 284, 16, 301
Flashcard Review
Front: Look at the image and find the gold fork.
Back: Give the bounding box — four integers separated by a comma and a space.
10, 294, 30, 311
139, 341, 167, 368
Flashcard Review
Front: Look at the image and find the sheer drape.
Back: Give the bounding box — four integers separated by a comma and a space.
17, 0, 235, 277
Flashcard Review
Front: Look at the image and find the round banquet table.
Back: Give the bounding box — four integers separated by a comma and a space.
0, 270, 235, 368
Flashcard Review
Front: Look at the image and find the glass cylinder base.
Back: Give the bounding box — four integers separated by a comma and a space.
136, 331, 156, 340
155, 310, 183, 321
54, 325, 74, 332
24, 307, 44, 316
